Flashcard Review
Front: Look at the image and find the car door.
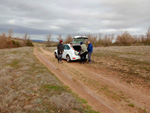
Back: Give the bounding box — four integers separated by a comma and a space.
62, 45, 70, 59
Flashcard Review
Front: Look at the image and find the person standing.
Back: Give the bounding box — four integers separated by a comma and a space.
80, 42, 88, 64
87, 41, 93, 63
57, 40, 64, 63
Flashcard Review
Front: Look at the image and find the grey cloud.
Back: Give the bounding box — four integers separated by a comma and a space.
0, 0, 150, 40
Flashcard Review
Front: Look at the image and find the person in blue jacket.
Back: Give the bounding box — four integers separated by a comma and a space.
87, 41, 93, 63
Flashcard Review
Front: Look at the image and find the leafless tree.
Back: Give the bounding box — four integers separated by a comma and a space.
102, 34, 114, 46
87, 34, 97, 46
23, 33, 28, 46
7, 29, 14, 46
57, 34, 62, 42
8, 28, 13, 41
24, 33, 28, 41
65, 34, 73, 43
147, 27, 150, 39
46, 33, 52, 47
116, 31, 134, 45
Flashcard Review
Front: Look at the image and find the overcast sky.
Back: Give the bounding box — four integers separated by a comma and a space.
0, 0, 150, 40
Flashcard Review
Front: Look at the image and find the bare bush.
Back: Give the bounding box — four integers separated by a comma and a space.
87, 34, 97, 46
57, 34, 63, 42
0, 29, 33, 49
86, 34, 113, 46
24, 33, 28, 41
0, 29, 14, 48
65, 34, 73, 44
115, 31, 134, 46
0, 33, 7, 49
145, 27, 150, 45
115, 28, 150, 46
46, 33, 52, 47
147, 27, 150, 39
102, 34, 114, 46
23, 33, 34, 46
8, 28, 13, 41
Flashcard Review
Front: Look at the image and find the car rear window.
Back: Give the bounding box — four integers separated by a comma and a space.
73, 38, 87, 44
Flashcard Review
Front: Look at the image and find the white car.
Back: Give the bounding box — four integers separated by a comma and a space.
54, 36, 88, 62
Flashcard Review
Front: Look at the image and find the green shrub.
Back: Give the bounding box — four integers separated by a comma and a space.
12, 40, 20, 47
26, 39, 34, 46
128, 103, 135, 107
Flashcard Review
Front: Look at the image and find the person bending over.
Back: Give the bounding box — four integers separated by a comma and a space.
80, 42, 88, 64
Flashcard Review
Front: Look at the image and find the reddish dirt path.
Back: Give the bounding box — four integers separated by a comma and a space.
34, 47, 150, 113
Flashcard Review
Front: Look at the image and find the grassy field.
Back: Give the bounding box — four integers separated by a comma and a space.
43, 45, 150, 85
91, 46, 150, 88
0, 47, 98, 113
43, 45, 150, 88
43, 46, 57, 52
38, 45, 150, 113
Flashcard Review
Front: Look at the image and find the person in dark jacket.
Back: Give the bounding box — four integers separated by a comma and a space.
57, 40, 64, 63
80, 42, 88, 64
87, 41, 93, 63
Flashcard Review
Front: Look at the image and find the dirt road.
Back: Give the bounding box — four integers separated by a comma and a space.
34, 47, 150, 113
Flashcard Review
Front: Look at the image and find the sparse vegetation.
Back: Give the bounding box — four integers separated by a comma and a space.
0, 47, 99, 113
88, 46, 150, 88
128, 103, 135, 107
57, 34, 63, 41
65, 34, 73, 44
87, 34, 114, 46
60, 27, 150, 47
115, 31, 134, 46
26, 38, 34, 46
115, 30, 150, 46
138, 107, 147, 113
0, 29, 34, 49
46, 33, 52, 47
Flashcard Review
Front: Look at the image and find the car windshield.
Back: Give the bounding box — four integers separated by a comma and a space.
72, 38, 87, 44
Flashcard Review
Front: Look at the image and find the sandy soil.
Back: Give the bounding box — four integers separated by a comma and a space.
35, 47, 150, 113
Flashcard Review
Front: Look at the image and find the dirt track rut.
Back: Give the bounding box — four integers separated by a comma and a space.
34, 47, 150, 113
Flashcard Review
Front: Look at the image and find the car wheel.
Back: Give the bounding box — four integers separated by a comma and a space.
66, 55, 71, 62
54, 52, 57, 58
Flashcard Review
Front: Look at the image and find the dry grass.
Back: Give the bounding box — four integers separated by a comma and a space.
0, 47, 98, 113
43, 46, 57, 52
90, 46, 150, 87
0, 29, 33, 49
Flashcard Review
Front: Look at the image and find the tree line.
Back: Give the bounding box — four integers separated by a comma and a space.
46, 27, 150, 47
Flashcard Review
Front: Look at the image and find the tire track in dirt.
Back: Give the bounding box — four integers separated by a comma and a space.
34, 47, 119, 113
38, 47, 150, 113
63, 61, 150, 109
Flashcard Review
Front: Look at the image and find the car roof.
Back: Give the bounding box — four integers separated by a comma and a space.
64, 44, 70, 46
73, 36, 88, 38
